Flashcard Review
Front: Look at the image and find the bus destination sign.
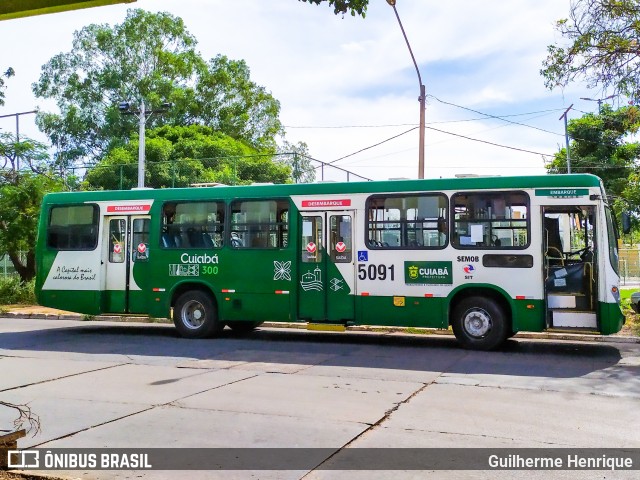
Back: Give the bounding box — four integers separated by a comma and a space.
301, 199, 351, 208
534, 189, 588, 198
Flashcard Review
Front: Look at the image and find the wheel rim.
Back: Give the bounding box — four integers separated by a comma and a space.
463, 308, 492, 338
180, 300, 206, 330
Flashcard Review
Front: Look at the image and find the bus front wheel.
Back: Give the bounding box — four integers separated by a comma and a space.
451, 296, 508, 350
173, 291, 223, 339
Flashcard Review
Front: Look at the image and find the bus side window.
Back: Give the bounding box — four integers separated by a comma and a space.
366, 193, 447, 249
47, 204, 99, 251
230, 199, 289, 249
162, 201, 223, 249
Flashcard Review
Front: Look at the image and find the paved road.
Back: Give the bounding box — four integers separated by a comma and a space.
1, 317, 639, 479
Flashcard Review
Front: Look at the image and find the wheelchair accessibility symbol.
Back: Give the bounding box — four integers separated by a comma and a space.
357, 251, 368, 262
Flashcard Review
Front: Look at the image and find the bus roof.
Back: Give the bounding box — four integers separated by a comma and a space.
42, 173, 603, 203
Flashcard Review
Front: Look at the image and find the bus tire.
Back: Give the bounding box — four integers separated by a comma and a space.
173, 291, 222, 339
451, 296, 508, 350
227, 321, 263, 333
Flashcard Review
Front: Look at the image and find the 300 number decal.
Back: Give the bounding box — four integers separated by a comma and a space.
201, 265, 219, 275
358, 264, 395, 281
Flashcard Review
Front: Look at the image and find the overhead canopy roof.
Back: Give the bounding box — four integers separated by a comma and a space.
0, 0, 136, 21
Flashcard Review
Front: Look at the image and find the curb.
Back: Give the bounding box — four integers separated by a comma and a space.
4, 311, 639, 344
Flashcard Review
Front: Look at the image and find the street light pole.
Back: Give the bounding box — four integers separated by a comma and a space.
119, 100, 171, 189
386, 0, 425, 179
138, 100, 146, 189
559, 105, 573, 174
580, 95, 617, 113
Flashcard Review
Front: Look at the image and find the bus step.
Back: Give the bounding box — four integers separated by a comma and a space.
551, 310, 597, 329
307, 323, 346, 332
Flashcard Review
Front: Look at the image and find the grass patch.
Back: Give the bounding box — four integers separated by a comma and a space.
0, 277, 36, 305
619, 287, 640, 336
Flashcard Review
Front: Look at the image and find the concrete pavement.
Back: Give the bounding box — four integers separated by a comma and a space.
1, 315, 640, 479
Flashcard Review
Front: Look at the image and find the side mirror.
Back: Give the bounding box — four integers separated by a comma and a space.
622, 212, 632, 235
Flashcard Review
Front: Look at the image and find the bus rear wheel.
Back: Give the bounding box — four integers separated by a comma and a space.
226, 321, 263, 333
173, 291, 222, 339
451, 296, 509, 350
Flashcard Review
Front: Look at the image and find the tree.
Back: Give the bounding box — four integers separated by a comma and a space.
546, 105, 640, 210
0, 174, 64, 283
33, 9, 283, 165
0, 67, 15, 106
0, 132, 65, 283
541, 0, 640, 98
0, 132, 50, 174
84, 125, 291, 190
299, 0, 368, 16
277, 140, 316, 183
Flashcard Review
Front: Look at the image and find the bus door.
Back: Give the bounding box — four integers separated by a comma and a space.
103, 214, 151, 313
298, 211, 355, 323
542, 206, 597, 329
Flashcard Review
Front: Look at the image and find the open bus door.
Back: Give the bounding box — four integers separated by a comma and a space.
543, 206, 597, 330
103, 214, 151, 313
298, 211, 355, 324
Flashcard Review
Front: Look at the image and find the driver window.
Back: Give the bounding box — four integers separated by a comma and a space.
544, 207, 595, 265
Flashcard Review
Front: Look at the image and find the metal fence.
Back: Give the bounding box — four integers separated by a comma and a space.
0, 253, 21, 279
59, 153, 372, 192
619, 248, 640, 286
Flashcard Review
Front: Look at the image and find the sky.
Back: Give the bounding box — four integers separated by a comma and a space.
0, 0, 620, 181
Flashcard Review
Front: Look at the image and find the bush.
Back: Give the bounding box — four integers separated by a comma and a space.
0, 277, 36, 305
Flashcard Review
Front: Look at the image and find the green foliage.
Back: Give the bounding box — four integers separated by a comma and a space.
0, 173, 65, 282
0, 67, 15, 106
547, 105, 640, 238
299, 0, 368, 17
542, 0, 640, 97
0, 132, 50, 174
547, 105, 640, 199
0, 277, 36, 305
0, 131, 66, 282
83, 124, 291, 189
33, 9, 283, 164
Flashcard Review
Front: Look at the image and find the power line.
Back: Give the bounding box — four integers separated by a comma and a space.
429, 95, 565, 138
425, 125, 553, 158
326, 123, 554, 170
283, 108, 565, 130
326, 126, 418, 165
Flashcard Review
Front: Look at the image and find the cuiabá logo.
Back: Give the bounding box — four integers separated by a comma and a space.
404, 261, 453, 285
408, 265, 419, 280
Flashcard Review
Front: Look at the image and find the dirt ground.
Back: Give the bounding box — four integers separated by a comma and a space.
0, 473, 69, 480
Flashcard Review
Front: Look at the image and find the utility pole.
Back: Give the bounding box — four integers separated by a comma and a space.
386, 0, 425, 179
138, 101, 146, 189
559, 104, 573, 174
118, 100, 171, 188
0, 110, 37, 171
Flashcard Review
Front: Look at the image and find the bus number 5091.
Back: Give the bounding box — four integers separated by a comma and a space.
358, 264, 395, 281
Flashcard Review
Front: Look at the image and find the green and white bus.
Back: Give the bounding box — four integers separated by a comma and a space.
35, 174, 624, 350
